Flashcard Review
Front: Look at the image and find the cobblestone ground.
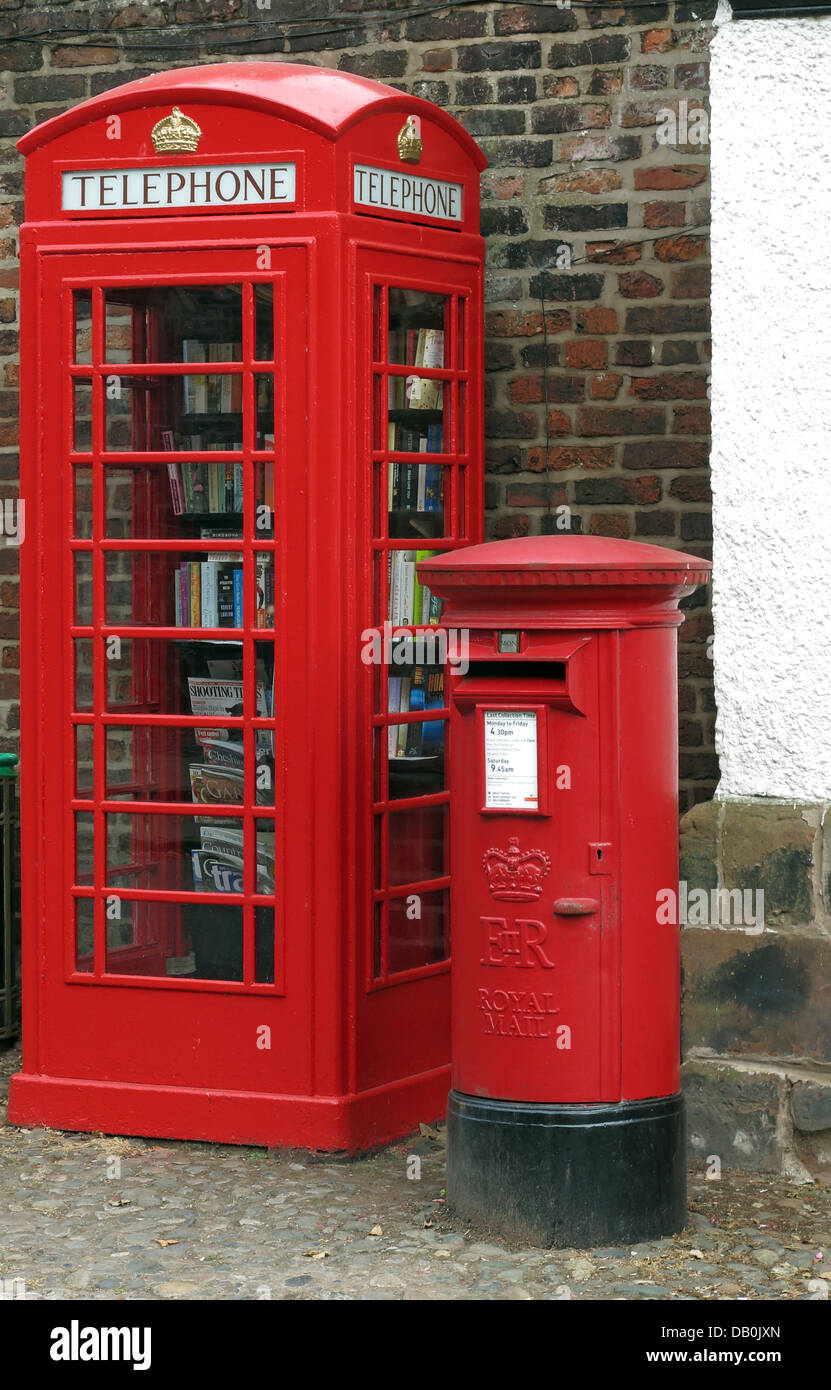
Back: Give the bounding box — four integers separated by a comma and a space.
1, 1049, 828, 1302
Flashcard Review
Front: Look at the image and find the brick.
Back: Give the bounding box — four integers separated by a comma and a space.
618, 271, 664, 298
549, 36, 630, 67
506, 482, 568, 508
681, 512, 712, 541
0, 44, 42, 72
422, 49, 452, 72
338, 50, 408, 79
586, 241, 641, 265
480, 206, 529, 237
616, 340, 653, 367
642, 28, 674, 53
621, 100, 669, 127
498, 74, 537, 104
482, 173, 524, 201
486, 447, 523, 473
406, 9, 488, 39
578, 407, 664, 437
643, 200, 686, 229
587, 68, 622, 96
588, 512, 630, 537
455, 76, 494, 105
1, 645, 18, 669
635, 509, 676, 536
532, 102, 610, 133
670, 265, 710, 298
411, 80, 450, 105
495, 4, 578, 34
559, 134, 641, 163
541, 76, 580, 99
630, 373, 708, 400
669, 474, 711, 502
661, 341, 699, 366
654, 234, 709, 262
673, 405, 710, 434
492, 513, 531, 539
576, 306, 618, 334
509, 375, 547, 403
529, 272, 604, 302
630, 64, 670, 90
590, 374, 622, 399
544, 203, 626, 232
539, 445, 615, 471
625, 305, 709, 334
484, 409, 539, 438
519, 343, 560, 368
458, 42, 542, 72
486, 309, 570, 337
585, 2, 669, 25
575, 475, 660, 505
634, 165, 707, 190
539, 168, 622, 195
622, 440, 708, 469
676, 62, 709, 89
459, 108, 526, 137
565, 340, 607, 370
477, 137, 553, 167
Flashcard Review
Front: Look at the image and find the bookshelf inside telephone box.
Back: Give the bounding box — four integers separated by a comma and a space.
11, 64, 485, 1150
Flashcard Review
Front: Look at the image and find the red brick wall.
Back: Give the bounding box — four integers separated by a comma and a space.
0, 0, 717, 805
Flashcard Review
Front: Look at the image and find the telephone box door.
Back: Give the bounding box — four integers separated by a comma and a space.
34, 244, 314, 1104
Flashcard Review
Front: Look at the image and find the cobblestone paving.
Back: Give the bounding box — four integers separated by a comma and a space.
1, 1051, 828, 1301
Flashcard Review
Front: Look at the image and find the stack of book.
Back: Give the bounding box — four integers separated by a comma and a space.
173, 531, 274, 628
388, 549, 442, 626
182, 339, 243, 415
388, 667, 445, 759
388, 327, 444, 411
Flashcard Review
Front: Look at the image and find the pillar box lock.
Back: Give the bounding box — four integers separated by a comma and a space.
417, 535, 711, 1248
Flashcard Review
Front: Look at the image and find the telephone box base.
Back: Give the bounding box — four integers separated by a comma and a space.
7, 1067, 450, 1155
447, 1089, 686, 1249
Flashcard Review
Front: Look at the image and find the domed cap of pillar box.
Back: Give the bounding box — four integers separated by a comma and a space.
417, 535, 711, 629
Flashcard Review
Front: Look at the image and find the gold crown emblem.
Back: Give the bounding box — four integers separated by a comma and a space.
483, 837, 551, 903
397, 115, 422, 164
151, 107, 202, 155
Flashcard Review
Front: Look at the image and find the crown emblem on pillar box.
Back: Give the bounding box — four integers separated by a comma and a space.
483, 837, 551, 902
151, 107, 202, 155
397, 115, 423, 164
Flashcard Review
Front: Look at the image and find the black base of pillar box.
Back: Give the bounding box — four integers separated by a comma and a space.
446, 1089, 686, 1249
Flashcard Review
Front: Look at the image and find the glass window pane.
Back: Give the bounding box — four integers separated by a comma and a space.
387, 805, 446, 888
388, 466, 446, 540
103, 896, 246, 983
74, 379, 93, 451
74, 552, 93, 624
74, 291, 93, 366
388, 889, 447, 974
105, 465, 244, 539
104, 373, 243, 453
255, 284, 274, 361
75, 724, 94, 798
105, 286, 244, 364
387, 289, 447, 364
74, 467, 93, 539
75, 899, 94, 972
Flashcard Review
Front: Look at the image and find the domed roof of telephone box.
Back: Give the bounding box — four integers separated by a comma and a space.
17, 61, 487, 165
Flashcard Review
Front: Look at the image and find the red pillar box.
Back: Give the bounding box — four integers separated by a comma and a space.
10, 64, 485, 1150
418, 536, 711, 1246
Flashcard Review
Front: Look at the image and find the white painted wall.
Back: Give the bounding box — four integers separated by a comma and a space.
710, 5, 831, 800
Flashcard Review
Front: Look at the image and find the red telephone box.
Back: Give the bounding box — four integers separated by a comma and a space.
418, 536, 711, 1245
10, 64, 485, 1150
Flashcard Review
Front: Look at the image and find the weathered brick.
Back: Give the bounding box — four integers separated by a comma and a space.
459, 107, 526, 137
634, 164, 707, 190
488, 239, 575, 270
576, 306, 618, 334
643, 200, 686, 228
625, 305, 709, 334
406, 9, 488, 39
586, 241, 641, 265
630, 373, 708, 400
484, 409, 539, 438
506, 481, 568, 508
519, 343, 560, 368
670, 265, 710, 298
338, 50, 408, 79
498, 74, 537, 104
486, 310, 570, 337
618, 271, 663, 298
539, 445, 615, 471
477, 137, 553, 167
585, 3, 669, 26
622, 440, 709, 469
673, 405, 711, 434
495, 4, 578, 35
578, 407, 664, 437
539, 168, 622, 195
630, 64, 670, 90
654, 234, 709, 262
616, 340, 653, 367
455, 76, 494, 105
575, 475, 660, 504
0, 44, 43, 72
669, 474, 711, 502
492, 512, 531, 539
544, 203, 626, 232
559, 134, 641, 162
422, 49, 452, 73
482, 173, 525, 201
588, 511, 630, 537
529, 272, 604, 302
642, 28, 674, 53
661, 341, 699, 365
549, 36, 630, 68
676, 62, 709, 89
587, 68, 623, 96
458, 41, 542, 72
480, 205, 529, 236
635, 509, 676, 535
681, 511, 713, 541
589, 373, 623, 399
565, 340, 607, 370
542, 74, 580, 98
532, 102, 610, 133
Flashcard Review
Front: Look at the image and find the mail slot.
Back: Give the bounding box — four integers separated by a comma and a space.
418, 535, 711, 1247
